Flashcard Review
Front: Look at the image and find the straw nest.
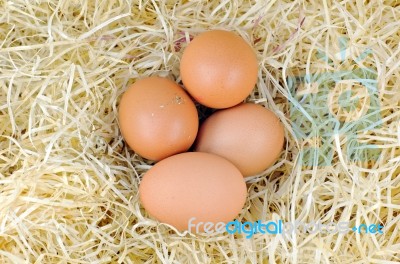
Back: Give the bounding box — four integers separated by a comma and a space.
0, 0, 399, 263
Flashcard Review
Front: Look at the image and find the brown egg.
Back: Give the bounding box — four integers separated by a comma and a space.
180, 30, 258, 109
118, 76, 198, 161
139, 152, 247, 232
195, 103, 285, 177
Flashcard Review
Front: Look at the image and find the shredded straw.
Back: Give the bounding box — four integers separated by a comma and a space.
0, 0, 399, 263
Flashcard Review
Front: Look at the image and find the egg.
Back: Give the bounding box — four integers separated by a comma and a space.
180, 30, 258, 109
118, 76, 198, 161
195, 103, 285, 177
139, 152, 247, 232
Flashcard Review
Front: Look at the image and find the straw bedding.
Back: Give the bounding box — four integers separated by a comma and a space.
0, 0, 399, 263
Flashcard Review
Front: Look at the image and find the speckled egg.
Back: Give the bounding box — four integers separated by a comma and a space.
118, 76, 198, 161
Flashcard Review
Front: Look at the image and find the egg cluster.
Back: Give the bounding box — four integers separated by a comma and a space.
118, 30, 284, 232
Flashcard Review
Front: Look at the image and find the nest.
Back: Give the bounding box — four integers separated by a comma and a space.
0, 0, 399, 263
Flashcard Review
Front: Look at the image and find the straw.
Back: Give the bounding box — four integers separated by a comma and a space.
0, 0, 399, 263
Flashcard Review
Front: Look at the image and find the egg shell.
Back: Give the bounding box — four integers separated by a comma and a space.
195, 103, 285, 177
139, 152, 247, 232
180, 30, 258, 109
118, 76, 198, 161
